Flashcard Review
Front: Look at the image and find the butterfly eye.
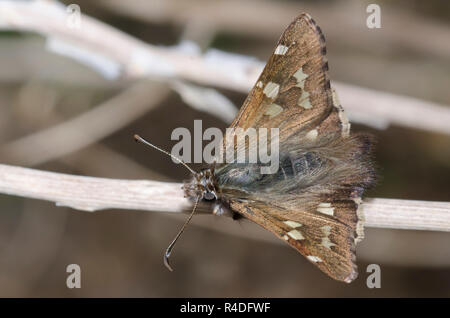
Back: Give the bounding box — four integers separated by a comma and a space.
203, 192, 216, 201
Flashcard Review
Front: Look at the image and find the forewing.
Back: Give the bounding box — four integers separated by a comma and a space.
230, 13, 333, 141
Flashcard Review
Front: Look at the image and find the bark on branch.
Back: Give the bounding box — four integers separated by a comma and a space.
1, 164, 449, 232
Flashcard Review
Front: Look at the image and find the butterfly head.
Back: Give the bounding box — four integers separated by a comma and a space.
183, 168, 219, 202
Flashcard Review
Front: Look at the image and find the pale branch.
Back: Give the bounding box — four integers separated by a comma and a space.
359, 198, 450, 232
0, 164, 192, 214
1, 0, 450, 135
1, 164, 449, 232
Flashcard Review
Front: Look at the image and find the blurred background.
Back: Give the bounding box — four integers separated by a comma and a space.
0, 0, 449, 297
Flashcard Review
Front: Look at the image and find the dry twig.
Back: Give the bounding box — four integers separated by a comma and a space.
1, 164, 449, 232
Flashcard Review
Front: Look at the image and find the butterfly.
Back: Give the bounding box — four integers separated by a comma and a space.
136, 13, 375, 283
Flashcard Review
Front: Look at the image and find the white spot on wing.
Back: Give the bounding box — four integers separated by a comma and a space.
316, 208, 334, 216
322, 238, 335, 249
264, 103, 283, 118
300, 100, 312, 109
316, 202, 334, 216
293, 67, 308, 89
283, 220, 302, 228
287, 229, 305, 241
274, 44, 289, 55
298, 90, 312, 109
256, 81, 263, 88
307, 256, 323, 262
263, 82, 280, 99
321, 225, 332, 235
320, 225, 336, 250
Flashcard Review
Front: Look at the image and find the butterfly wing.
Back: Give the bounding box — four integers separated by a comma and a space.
218, 132, 373, 283
214, 13, 375, 282
227, 199, 360, 282
230, 13, 336, 141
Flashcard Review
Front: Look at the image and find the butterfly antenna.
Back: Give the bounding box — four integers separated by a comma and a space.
164, 196, 200, 271
134, 134, 196, 175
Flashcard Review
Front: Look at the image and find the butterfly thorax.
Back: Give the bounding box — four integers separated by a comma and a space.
183, 168, 219, 201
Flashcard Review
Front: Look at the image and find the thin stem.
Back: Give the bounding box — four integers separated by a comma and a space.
0, 164, 449, 232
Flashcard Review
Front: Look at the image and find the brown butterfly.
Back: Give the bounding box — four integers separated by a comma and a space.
136, 13, 375, 283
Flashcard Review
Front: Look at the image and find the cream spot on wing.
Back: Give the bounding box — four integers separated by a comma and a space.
307, 256, 323, 262
300, 99, 312, 109
293, 67, 308, 89
322, 238, 335, 249
320, 225, 336, 250
264, 103, 283, 118
305, 129, 318, 141
287, 229, 305, 241
297, 90, 312, 109
283, 220, 302, 228
283, 234, 289, 241
256, 81, 263, 88
274, 44, 289, 55
263, 82, 280, 99
321, 225, 332, 235
316, 208, 334, 216
316, 202, 334, 216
